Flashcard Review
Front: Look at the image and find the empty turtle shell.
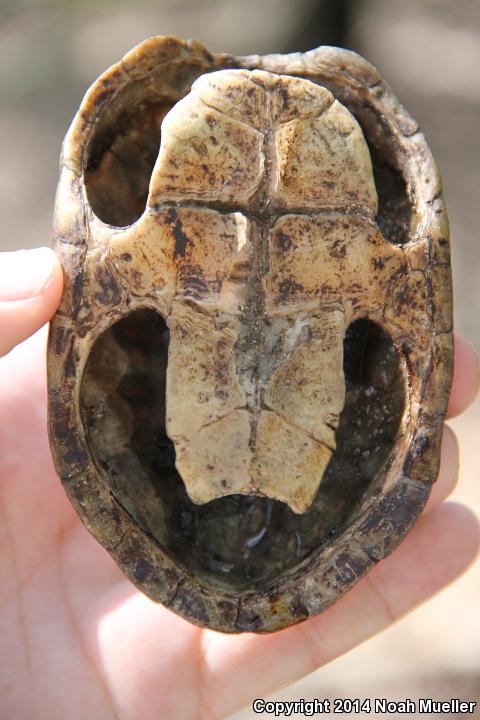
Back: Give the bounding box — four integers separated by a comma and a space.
47, 36, 453, 633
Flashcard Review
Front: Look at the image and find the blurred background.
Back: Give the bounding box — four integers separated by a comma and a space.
0, 0, 478, 717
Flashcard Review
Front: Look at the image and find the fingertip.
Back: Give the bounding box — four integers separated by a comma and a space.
424, 425, 459, 512
366, 501, 480, 621
447, 332, 480, 418
410, 502, 480, 584
38, 247, 64, 316
0, 247, 63, 358
426, 502, 480, 576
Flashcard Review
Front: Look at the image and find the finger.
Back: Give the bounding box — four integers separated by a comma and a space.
0, 325, 81, 586
0, 248, 63, 358
424, 425, 459, 513
203, 503, 479, 719
447, 332, 479, 418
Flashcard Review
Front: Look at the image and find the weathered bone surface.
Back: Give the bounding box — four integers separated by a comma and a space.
154, 69, 396, 513
48, 37, 453, 633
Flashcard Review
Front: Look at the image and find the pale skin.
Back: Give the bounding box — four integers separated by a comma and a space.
0, 247, 479, 720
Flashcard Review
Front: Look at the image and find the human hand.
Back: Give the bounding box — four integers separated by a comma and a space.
1, 248, 479, 720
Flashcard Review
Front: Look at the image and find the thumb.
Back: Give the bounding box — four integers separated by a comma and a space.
0, 247, 63, 358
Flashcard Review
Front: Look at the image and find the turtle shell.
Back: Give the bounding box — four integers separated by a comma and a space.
47, 36, 453, 633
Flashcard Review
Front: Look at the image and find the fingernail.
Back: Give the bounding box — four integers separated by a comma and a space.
0, 248, 56, 301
